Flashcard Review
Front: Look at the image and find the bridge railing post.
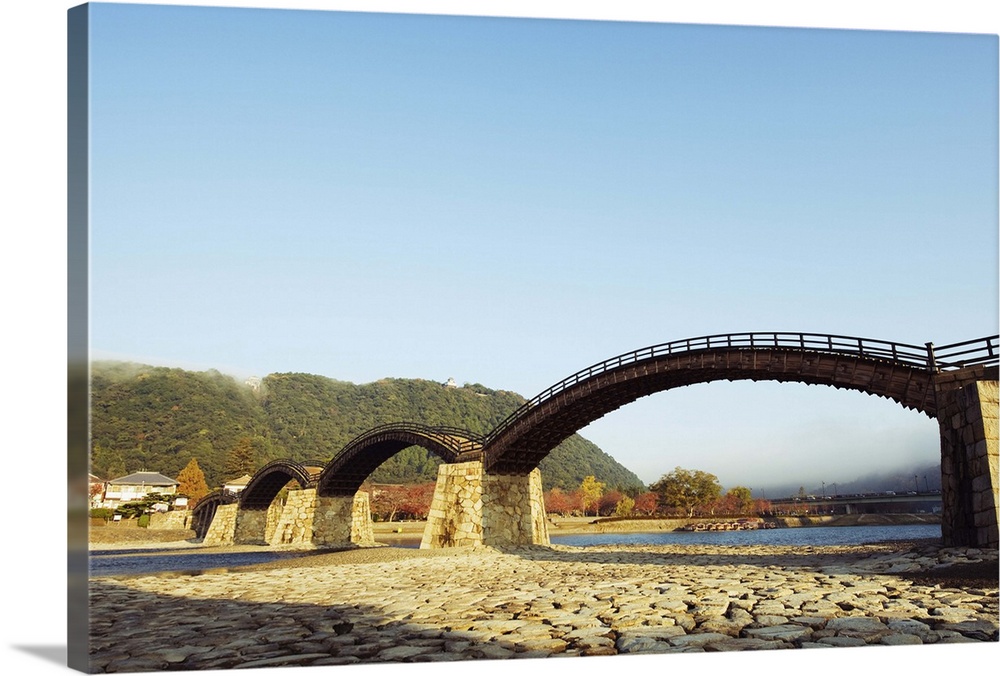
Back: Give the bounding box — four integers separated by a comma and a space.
925, 342, 939, 373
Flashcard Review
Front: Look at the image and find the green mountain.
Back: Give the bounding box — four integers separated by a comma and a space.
89, 362, 645, 493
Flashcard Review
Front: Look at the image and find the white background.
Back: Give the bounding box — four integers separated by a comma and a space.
1, 2, 997, 675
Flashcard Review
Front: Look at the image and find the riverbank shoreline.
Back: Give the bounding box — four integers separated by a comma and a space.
88, 513, 942, 551
547, 513, 941, 534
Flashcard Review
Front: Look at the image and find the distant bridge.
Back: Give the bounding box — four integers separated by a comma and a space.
194, 332, 998, 548
768, 491, 943, 515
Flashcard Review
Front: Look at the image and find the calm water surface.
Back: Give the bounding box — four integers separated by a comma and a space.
549, 523, 941, 548
90, 524, 940, 577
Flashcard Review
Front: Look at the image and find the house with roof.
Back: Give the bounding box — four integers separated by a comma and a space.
222, 473, 254, 494
100, 471, 180, 509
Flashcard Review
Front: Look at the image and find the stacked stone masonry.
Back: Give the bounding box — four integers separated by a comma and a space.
421, 462, 484, 549
312, 492, 374, 548
147, 510, 190, 531
268, 489, 318, 546
264, 500, 284, 544
201, 503, 238, 547
421, 461, 549, 548
935, 369, 999, 548
233, 509, 270, 545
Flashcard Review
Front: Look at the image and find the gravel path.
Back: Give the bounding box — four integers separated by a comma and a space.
87, 539, 998, 672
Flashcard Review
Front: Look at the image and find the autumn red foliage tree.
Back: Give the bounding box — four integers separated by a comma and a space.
633, 491, 659, 516
597, 489, 624, 516
544, 487, 581, 516
367, 482, 436, 521
398, 483, 435, 520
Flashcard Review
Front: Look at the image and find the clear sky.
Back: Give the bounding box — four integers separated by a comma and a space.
83, 1, 998, 494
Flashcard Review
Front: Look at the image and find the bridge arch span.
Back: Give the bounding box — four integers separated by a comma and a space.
239, 460, 320, 511
483, 333, 998, 475
190, 489, 238, 539
317, 423, 483, 497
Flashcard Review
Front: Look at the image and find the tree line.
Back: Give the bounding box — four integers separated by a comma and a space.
347, 466, 771, 524
545, 467, 771, 519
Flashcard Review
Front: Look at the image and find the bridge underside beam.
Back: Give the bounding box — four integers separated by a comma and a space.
320, 440, 413, 496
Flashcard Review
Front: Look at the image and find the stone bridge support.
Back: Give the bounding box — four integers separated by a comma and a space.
311, 492, 375, 548
421, 461, 549, 548
202, 503, 238, 547
935, 371, 998, 548
233, 507, 270, 545
268, 488, 318, 546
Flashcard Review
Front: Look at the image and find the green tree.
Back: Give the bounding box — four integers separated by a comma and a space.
224, 436, 257, 481
579, 475, 605, 517
176, 458, 210, 503
114, 492, 176, 519
650, 467, 722, 517
725, 486, 754, 515
613, 494, 635, 518
91, 442, 126, 480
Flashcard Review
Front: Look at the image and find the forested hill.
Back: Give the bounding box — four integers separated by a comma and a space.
89, 362, 645, 493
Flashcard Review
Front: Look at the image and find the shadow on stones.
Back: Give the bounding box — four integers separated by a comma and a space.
87, 577, 582, 672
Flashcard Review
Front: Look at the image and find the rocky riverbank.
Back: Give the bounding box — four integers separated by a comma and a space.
87, 539, 998, 672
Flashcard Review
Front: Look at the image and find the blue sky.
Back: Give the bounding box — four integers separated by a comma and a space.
83, 2, 998, 492
74, 4, 998, 491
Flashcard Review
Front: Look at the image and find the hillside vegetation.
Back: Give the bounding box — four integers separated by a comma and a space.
90, 362, 645, 493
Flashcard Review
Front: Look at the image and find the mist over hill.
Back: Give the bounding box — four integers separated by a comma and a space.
759, 462, 943, 500
89, 361, 645, 492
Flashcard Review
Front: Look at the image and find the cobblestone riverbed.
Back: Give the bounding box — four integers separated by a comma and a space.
88, 540, 998, 672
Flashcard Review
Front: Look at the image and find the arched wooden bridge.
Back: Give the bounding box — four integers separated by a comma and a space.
481, 332, 997, 474
317, 423, 483, 496
239, 459, 324, 510
190, 489, 239, 539
235, 331, 997, 488
208, 332, 997, 547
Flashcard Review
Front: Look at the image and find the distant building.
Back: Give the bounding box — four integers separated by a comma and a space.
222, 474, 254, 494
444, 377, 458, 388
245, 376, 262, 391
101, 471, 179, 509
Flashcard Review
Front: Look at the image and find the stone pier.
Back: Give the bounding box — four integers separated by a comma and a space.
421, 461, 549, 548
202, 503, 238, 547
311, 492, 375, 548
233, 507, 270, 545
935, 371, 999, 548
193, 491, 375, 549
268, 488, 318, 546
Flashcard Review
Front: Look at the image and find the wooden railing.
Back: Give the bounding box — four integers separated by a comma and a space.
337, 422, 484, 457
484, 332, 999, 447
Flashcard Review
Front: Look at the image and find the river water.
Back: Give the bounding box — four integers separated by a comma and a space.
548, 523, 942, 548
89, 524, 941, 578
